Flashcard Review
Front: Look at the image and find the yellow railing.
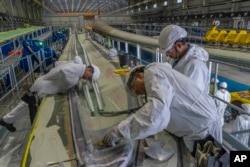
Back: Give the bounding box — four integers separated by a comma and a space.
223, 30, 237, 44
204, 26, 219, 42
204, 27, 250, 46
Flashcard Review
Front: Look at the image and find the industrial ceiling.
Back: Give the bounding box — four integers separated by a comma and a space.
42, 0, 130, 15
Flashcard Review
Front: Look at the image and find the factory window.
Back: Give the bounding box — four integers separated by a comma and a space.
177, 0, 182, 3
153, 3, 157, 8
164, 1, 168, 6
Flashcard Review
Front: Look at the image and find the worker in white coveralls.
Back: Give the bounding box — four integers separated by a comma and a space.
0, 55, 100, 132
159, 25, 210, 93
214, 82, 231, 127
103, 63, 222, 154
233, 104, 250, 147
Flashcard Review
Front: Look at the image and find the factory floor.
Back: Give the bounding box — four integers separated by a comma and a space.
0, 32, 249, 166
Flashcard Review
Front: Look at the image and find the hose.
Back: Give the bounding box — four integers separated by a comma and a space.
98, 106, 142, 117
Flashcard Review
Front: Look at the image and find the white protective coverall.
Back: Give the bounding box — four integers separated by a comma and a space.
173, 44, 210, 93
3, 56, 85, 124
233, 104, 250, 147
215, 89, 231, 126
30, 55, 85, 99
109, 48, 118, 58
118, 62, 222, 152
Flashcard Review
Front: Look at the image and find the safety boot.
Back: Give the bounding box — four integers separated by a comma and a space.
21, 92, 37, 124
0, 119, 16, 132
21, 92, 36, 105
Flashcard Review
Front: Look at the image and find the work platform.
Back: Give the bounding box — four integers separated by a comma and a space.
0, 31, 193, 167
0, 26, 45, 43
0, 29, 249, 166
13, 32, 195, 166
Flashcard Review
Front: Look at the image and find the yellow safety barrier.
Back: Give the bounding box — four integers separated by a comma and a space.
113, 68, 130, 76
233, 30, 248, 45
223, 30, 238, 44
204, 26, 219, 42
215, 30, 228, 43
204, 26, 250, 47
245, 34, 250, 45
236, 30, 250, 46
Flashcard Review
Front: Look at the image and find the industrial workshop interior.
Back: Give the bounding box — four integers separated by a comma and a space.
0, 0, 250, 166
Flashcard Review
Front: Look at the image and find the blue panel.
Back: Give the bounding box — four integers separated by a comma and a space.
1, 43, 12, 57
141, 49, 154, 64
211, 74, 250, 92
128, 44, 136, 56
120, 42, 125, 52
19, 40, 57, 72
114, 41, 118, 49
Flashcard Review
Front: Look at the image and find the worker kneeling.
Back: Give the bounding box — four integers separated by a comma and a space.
103, 62, 222, 154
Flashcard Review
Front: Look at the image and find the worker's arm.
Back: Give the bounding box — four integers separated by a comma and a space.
74, 55, 83, 64
55, 61, 68, 66
118, 68, 174, 140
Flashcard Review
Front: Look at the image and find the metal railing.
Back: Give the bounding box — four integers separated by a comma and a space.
90, 22, 250, 151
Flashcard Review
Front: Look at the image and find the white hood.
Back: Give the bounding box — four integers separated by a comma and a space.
185, 44, 209, 62
242, 104, 250, 114
173, 44, 210, 93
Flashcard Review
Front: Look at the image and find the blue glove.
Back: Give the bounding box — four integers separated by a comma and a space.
103, 126, 122, 147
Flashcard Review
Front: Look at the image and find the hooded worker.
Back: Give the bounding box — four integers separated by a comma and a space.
215, 82, 231, 126
103, 63, 222, 153
30, 55, 100, 98
233, 104, 250, 147
158, 25, 210, 93
0, 55, 100, 132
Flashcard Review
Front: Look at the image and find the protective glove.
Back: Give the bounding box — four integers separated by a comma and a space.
103, 126, 122, 147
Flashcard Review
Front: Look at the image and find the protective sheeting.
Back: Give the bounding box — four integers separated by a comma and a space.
84, 141, 133, 167
144, 138, 175, 162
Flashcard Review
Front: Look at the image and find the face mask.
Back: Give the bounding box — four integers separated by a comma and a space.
165, 47, 180, 67
220, 89, 226, 93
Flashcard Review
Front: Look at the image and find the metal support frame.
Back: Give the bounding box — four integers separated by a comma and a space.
125, 42, 128, 53
136, 44, 141, 64
0, 26, 64, 102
